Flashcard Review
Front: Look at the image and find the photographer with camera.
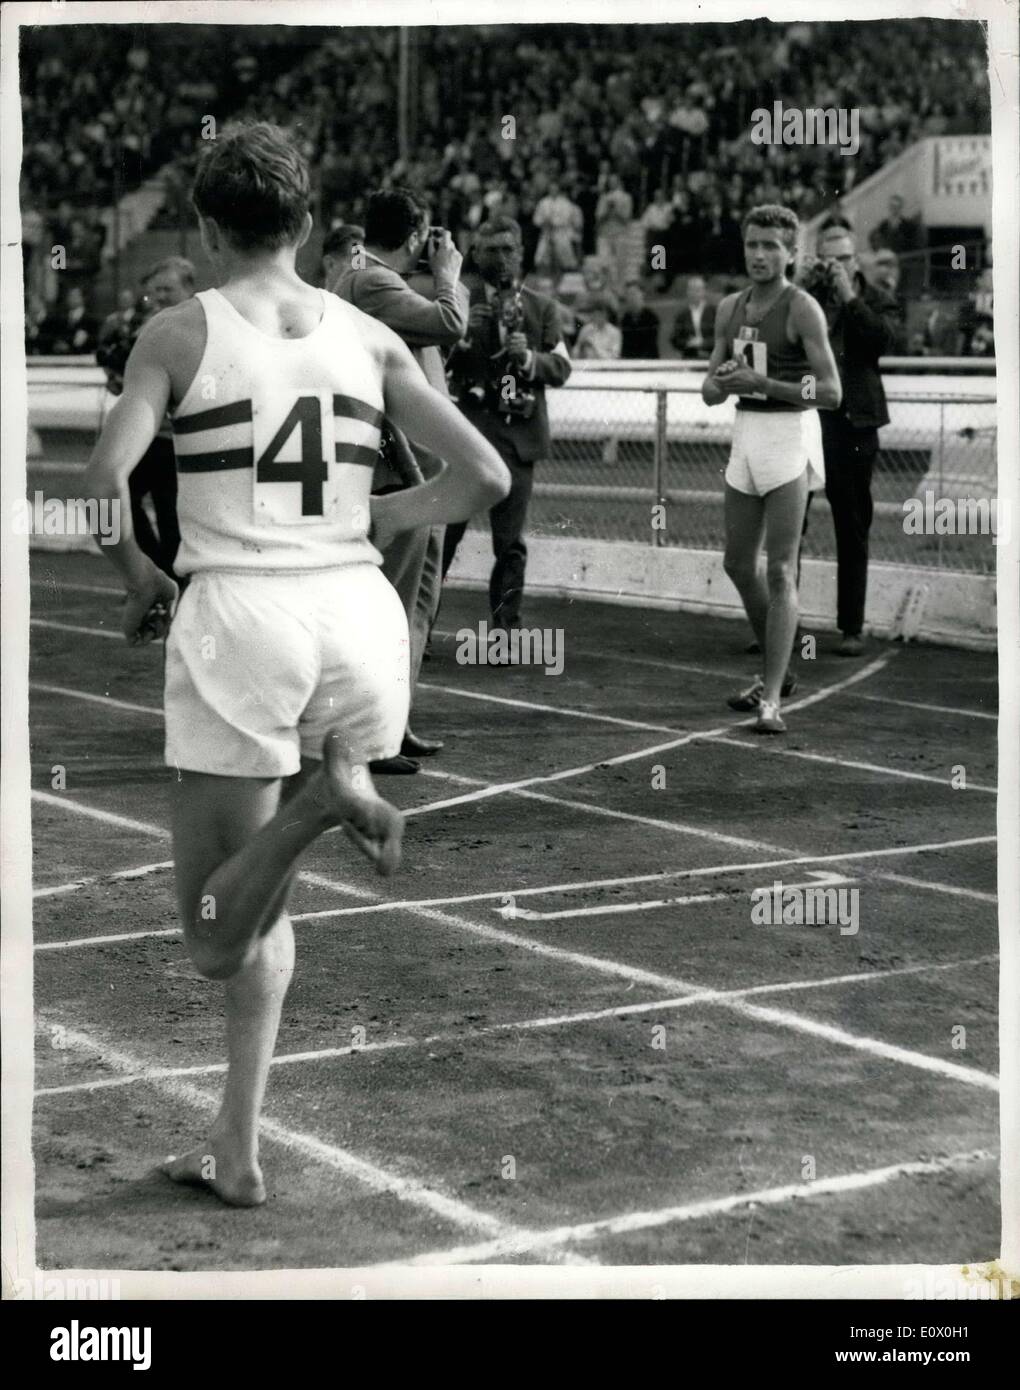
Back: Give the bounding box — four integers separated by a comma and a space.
96, 256, 195, 578
802, 226, 902, 656
443, 216, 572, 637
331, 187, 468, 772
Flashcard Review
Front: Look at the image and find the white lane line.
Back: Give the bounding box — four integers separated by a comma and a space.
497, 871, 854, 922
30, 682, 162, 718
37, 1016, 564, 1252
35, 791, 998, 1090
429, 627, 738, 682
36, 954, 998, 1097
34, 859, 173, 900
709, 734, 998, 795
383, 1148, 995, 1266
32, 618, 120, 641
37, 834, 995, 946
32, 789, 169, 838
38, 927, 180, 952
850, 691, 997, 723
878, 873, 999, 904
417, 681, 683, 735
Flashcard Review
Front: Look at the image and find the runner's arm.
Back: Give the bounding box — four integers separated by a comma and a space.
701, 297, 736, 405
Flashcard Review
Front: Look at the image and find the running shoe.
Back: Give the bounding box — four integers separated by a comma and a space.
726, 673, 798, 711
754, 700, 787, 735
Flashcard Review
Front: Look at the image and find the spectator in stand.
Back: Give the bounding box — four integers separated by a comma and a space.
321, 222, 364, 287
619, 281, 661, 359
574, 299, 622, 360
44, 285, 98, 355
670, 275, 716, 359
869, 194, 924, 294
595, 173, 634, 289
533, 180, 584, 282
968, 319, 994, 357
24, 293, 51, 355
957, 267, 994, 355
640, 188, 674, 291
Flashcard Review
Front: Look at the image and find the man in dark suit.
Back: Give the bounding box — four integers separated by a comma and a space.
670, 275, 716, 358
332, 187, 468, 770
811, 226, 902, 655
45, 285, 98, 355
443, 215, 572, 632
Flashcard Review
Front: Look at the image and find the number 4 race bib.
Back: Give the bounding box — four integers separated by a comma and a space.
252, 388, 338, 525
734, 328, 768, 401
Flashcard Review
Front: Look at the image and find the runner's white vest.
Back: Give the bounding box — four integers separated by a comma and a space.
170, 288, 384, 575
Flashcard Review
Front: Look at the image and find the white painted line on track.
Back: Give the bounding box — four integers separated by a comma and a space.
37, 1016, 579, 1257
850, 691, 997, 723
417, 681, 683, 735
878, 873, 998, 904
34, 859, 173, 900
381, 1148, 995, 1266
496, 871, 854, 922
32, 618, 120, 641
708, 734, 997, 795
37, 834, 995, 946
36, 954, 998, 1097
31, 682, 162, 718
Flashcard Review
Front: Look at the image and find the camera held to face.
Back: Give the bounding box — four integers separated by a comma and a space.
802, 256, 844, 306
486, 281, 537, 419
415, 225, 446, 275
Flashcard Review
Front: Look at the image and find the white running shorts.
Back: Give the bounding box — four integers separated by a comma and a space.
724, 408, 825, 497
164, 564, 409, 778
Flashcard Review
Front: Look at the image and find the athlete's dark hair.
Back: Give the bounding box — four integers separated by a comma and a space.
191, 123, 310, 251
475, 215, 523, 247
742, 204, 800, 251
364, 189, 429, 251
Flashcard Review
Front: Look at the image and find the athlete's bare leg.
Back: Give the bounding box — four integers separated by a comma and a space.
162, 732, 402, 1206
723, 483, 768, 651
760, 470, 810, 705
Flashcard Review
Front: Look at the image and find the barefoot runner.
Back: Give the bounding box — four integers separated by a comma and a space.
701, 205, 841, 733
84, 124, 510, 1206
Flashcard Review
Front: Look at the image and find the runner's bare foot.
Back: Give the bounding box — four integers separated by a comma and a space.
304, 728, 404, 876
161, 1142, 266, 1207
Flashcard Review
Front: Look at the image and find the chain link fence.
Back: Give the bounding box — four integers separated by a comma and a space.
509, 371, 998, 574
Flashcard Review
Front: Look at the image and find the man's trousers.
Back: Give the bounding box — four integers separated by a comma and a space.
820, 417, 880, 638
442, 450, 535, 628
381, 522, 444, 697
129, 435, 180, 579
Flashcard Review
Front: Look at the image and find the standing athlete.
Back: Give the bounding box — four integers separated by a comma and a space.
702, 205, 841, 733
84, 124, 510, 1206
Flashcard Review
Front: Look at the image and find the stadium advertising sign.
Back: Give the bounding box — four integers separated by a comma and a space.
926, 135, 992, 227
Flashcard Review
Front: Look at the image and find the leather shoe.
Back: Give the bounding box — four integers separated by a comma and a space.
402, 731, 444, 758
369, 754, 420, 775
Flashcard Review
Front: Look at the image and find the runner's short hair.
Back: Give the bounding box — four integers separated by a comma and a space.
475, 215, 523, 246
192, 123, 310, 251
364, 189, 429, 250
742, 204, 800, 250
322, 224, 364, 259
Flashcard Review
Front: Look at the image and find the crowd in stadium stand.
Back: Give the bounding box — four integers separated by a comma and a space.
21, 20, 991, 356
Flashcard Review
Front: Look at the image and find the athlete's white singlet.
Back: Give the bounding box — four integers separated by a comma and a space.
170, 288, 384, 575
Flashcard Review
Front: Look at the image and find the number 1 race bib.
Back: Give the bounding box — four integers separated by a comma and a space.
734, 327, 768, 401
252, 388, 338, 526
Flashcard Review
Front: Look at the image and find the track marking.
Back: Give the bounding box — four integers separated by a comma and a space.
380, 1148, 995, 1266
850, 691, 997, 723
32, 789, 168, 838
878, 873, 998, 904
430, 628, 739, 681
497, 871, 854, 921
34, 859, 172, 900
708, 734, 997, 795
32, 618, 120, 641
417, 681, 683, 735
35, 953, 998, 1097
36, 834, 995, 947
36, 1015, 580, 1258
30, 682, 162, 718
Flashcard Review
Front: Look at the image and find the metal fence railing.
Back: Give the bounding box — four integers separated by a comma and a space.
510, 370, 998, 575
